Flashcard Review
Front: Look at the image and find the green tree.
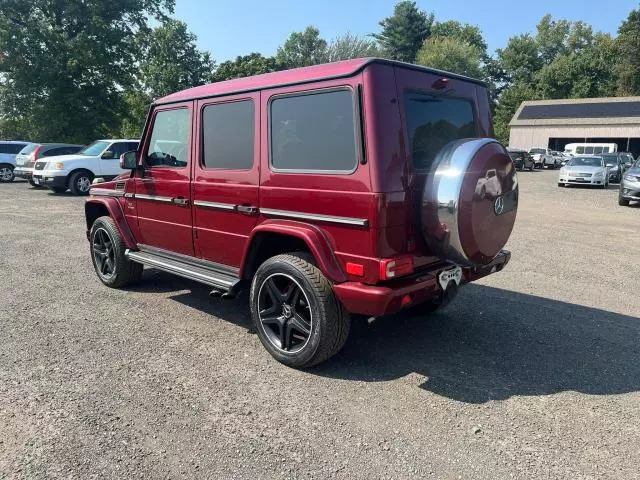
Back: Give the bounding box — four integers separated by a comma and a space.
137, 19, 214, 99
214, 53, 279, 81
415, 36, 483, 79
0, 0, 173, 143
496, 34, 543, 85
326, 33, 381, 62
276, 26, 327, 68
493, 82, 539, 144
430, 20, 487, 58
615, 7, 640, 95
372, 1, 434, 62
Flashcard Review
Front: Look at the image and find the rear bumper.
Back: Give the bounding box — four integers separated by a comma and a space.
14, 167, 33, 179
333, 250, 511, 317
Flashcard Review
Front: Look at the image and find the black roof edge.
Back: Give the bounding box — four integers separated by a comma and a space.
154, 57, 487, 107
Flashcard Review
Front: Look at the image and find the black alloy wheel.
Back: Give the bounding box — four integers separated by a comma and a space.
92, 227, 117, 281
257, 273, 312, 354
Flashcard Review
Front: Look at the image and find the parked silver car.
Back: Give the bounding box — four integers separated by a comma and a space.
558, 156, 609, 188
0, 140, 34, 182
619, 158, 640, 206
14, 143, 84, 186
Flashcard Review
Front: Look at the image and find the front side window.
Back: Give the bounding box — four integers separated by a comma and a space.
146, 108, 190, 168
576, 147, 585, 154
270, 89, 357, 172
202, 100, 254, 170
404, 92, 477, 170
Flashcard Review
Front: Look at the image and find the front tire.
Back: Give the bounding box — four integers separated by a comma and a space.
51, 186, 67, 194
90, 216, 143, 288
28, 179, 42, 188
250, 254, 350, 368
619, 196, 630, 206
69, 170, 93, 196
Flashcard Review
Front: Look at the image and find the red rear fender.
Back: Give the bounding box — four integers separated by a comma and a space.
242, 220, 347, 283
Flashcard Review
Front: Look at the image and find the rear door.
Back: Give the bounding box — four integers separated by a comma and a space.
394, 67, 484, 268
193, 93, 260, 267
134, 103, 195, 256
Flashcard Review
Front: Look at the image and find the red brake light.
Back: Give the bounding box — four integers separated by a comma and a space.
379, 256, 413, 281
33, 145, 42, 159
346, 262, 365, 277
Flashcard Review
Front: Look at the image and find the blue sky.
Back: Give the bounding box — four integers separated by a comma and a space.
174, 0, 637, 62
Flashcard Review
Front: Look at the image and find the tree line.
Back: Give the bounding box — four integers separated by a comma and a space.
1, 0, 639, 144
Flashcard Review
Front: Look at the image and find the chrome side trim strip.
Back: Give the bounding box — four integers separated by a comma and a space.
135, 193, 173, 203
124, 193, 135, 198
137, 243, 240, 276
193, 200, 237, 211
260, 208, 369, 227
90, 188, 125, 198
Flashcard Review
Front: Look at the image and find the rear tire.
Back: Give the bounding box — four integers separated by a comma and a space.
250, 253, 350, 368
51, 187, 66, 194
69, 170, 93, 196
0, 165, 14, 182
90, 216, 143, 288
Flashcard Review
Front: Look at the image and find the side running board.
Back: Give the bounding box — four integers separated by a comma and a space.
125, 249, 241, 294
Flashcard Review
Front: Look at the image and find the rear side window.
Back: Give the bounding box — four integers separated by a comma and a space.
404, 92, 477, 170
2, 143, 27, 154
202, 100, 254, 170
270, 89, 357, 172
43, 147, 75, 157
146, 108, 190, 168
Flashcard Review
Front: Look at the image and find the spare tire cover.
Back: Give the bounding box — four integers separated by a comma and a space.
421, 138, 518, 266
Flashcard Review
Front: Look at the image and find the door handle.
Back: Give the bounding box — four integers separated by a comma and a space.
237, 205, 258, 215
171, 197, 190, 206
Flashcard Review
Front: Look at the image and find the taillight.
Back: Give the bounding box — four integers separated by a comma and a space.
28, 146, 42, 167
379, 256, 413, 281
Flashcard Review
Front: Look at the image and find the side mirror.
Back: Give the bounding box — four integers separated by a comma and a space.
102, 150, 115, 159
120, 150, 138, 170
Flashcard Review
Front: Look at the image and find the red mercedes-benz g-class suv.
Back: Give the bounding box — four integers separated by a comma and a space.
85, 58, 517, 368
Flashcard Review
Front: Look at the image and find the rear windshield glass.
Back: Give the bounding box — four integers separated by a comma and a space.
0, 143, 27, 154
404, 92, 477, 170
530, 148, 546, 154
19, 144, 39, 155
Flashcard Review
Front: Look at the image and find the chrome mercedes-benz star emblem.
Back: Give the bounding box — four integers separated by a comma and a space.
282, 304, 293, 319
494, 196, 505, 215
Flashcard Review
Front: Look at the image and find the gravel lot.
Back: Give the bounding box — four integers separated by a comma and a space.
1, 170, 639, 479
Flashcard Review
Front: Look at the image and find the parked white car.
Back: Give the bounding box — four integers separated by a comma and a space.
32, 139, 139, 195
0, 140, 34, 182
558, 156, 609, 188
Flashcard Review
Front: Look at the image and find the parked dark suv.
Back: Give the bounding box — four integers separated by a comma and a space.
84, 58, 517, 368
507, 148, 534, 171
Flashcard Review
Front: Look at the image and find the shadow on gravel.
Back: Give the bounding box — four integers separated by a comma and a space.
310, 284, 640, 403
126, 269, 252, 328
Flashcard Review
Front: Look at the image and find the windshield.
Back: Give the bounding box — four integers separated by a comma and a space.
19, 144, 39, 155
79, 141, 109, 156
568, 157, 604, 167
508, 152, 523, 160
530, 148, 545, 154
